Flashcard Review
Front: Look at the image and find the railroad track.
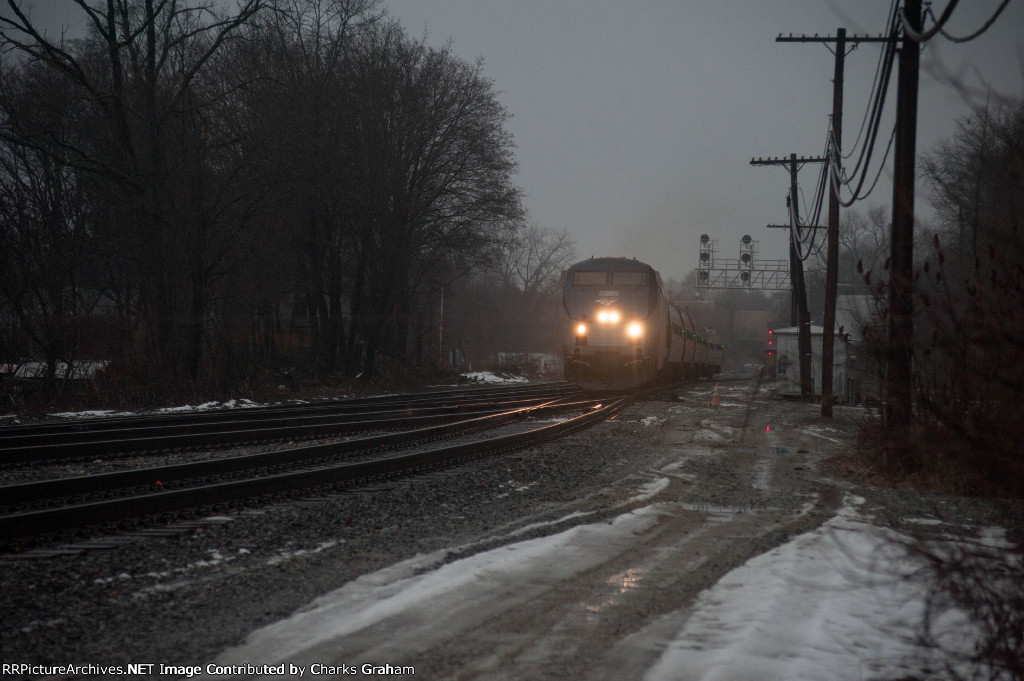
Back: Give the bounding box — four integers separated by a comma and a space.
0, 389, 633, 547
0, 382, 580, 464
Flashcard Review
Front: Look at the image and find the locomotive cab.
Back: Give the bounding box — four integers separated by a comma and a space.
561, 257, 671, 389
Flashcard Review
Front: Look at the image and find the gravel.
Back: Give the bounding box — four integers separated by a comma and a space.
1, 380, 1019, 680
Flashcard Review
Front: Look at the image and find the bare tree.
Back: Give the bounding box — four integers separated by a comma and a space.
226, 0, 381, 375
908, 99, 1024, 493
495, 223, 576, 296
1, 0, 261, 392
836, 205, 890, 287
0, 1, 524, 395
342, 22, 522, 378
0, 62, 92, 398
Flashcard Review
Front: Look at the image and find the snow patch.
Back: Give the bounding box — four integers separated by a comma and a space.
214, 509, 663, 666
460, 371, 528, 383
49, 409, 136, 419
266, 541, 339, 566
629, 477, 670, 505
644, 494, 985, 681
694, 429, 725, 442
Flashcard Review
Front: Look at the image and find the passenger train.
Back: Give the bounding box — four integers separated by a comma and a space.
561, 257, 722, 390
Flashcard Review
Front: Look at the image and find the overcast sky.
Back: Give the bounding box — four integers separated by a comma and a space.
384, 0, 1023, 281
7, 1, 1023, 282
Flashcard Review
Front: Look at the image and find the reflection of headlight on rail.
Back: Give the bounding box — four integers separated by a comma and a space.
576, 323, 587, 335
597, 310, 620, 323
627, 322, 643, 338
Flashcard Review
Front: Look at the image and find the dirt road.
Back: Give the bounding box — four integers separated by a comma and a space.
213, 376, 861, 679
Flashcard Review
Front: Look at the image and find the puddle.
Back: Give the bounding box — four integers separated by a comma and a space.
749, 446, 790, 456
583, 567, 647, 618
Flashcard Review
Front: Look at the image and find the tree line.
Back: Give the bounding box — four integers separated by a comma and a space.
0, 0, 575, 405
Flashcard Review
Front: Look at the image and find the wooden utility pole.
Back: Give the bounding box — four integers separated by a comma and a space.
789, 153, 814, 401
777, 29, 891, 417
888, 0, 921, 435
822, 30, 845, 417
750, 154, 826, 400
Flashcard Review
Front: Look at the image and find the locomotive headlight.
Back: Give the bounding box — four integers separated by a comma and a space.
596, 310, 621, 323
597, 311, 609, 322
627, 322, 643, 339
608, 310, 620, 323
576, 323, 587, 336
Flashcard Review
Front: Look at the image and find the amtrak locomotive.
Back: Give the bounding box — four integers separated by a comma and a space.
561, 257, 722, 390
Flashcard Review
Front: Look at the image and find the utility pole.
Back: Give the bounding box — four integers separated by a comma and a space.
822, 29, 845, 418
888, 0, 921, 437
777, 29, 891, 417
789, 153, 814, 402
750, 154, 826, 400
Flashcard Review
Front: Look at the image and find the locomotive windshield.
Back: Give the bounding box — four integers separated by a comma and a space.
611, 271, 646, 285
572, 271, 647, 286
564, 266, 655, 318
573, 271, 608, 285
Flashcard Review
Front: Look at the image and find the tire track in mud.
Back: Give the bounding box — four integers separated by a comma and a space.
399, 377, 848, 681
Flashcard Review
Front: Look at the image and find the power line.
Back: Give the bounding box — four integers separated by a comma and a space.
836, 11, 899, 201
835, 0, 899, 161
938, 0, 1012, 43
777, 18, 899, 209
830, 122, 896, 208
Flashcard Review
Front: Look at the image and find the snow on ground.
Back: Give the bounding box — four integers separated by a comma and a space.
43, 398, 282, 420
460, 371, 528, 383
154, 399, 263, 413
212, 491, 994, 679
45, 409, 137, 419
15, 376, 524, 422
44, 399, 266, 420
644, 496, 981, 681
212, 508, 666, 669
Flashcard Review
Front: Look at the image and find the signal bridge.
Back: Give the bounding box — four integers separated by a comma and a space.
696, 234, 791, 291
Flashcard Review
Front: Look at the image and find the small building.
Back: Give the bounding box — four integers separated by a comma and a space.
834, 292, 884, 406
772, 324, 852, 402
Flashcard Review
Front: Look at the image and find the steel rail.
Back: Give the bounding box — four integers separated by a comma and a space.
0, 395, 629, 541
1, 397, 590, 505
0, 383, 578, 439
0, 397, 561, 463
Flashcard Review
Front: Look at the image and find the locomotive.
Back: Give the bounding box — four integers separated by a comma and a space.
561, 257, 722, 390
